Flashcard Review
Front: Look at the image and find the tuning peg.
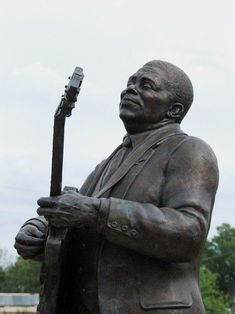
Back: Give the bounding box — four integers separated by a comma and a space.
68, 76, 71, 79
65, 85, 68, 88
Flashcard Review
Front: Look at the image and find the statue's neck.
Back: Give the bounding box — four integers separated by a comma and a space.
125, 118, 175, 135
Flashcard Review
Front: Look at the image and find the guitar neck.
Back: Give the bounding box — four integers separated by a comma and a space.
49, 67, 84, 197
50, 114, 66, 197
38, 66, 84, 314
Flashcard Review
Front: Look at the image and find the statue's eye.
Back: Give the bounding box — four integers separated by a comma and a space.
142, 82, 152, 89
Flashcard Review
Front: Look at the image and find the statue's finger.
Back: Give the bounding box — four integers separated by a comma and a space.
37, 197, 58, 207
22, 225, 45, 239
15, 231, 45, 245
37, 206, 56, 216
14, 242, 44, 254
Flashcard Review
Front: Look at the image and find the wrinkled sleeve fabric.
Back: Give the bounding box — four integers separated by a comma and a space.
97, 137, 219, 262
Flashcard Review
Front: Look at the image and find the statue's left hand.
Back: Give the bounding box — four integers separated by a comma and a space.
37, 190, 101, 228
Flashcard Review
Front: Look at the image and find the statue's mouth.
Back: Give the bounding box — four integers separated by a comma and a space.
121, 96, 139, 106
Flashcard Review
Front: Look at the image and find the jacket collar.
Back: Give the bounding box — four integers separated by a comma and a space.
96, 123, 184, 198
123, 123, 183, 148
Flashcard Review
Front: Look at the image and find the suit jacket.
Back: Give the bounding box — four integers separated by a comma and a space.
60, 123, 219, 314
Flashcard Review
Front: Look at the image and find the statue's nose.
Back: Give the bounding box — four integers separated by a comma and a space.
121, 85, 138, 98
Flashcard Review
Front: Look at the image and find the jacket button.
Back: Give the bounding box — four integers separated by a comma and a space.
111, 221, 118, 228
131, 229, 138, 237
121, 225, 128, 232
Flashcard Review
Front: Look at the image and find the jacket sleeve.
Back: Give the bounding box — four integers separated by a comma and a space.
97, 137, 219, 262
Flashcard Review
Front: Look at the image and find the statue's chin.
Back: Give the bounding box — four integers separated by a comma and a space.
120, 116, 144, 134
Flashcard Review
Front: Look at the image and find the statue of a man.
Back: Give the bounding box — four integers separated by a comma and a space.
15, 60, 219, 314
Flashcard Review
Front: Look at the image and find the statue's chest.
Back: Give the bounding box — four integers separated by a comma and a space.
109, 148, 167, 205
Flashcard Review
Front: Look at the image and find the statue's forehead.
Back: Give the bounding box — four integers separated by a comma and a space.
128, 66, 168, 86
139, 65, 167, 75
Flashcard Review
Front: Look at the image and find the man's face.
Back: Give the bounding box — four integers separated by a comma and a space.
119, 66, 171, 133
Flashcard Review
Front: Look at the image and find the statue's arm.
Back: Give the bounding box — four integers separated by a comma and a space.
97, 137, 219, 262
14, 159, 105, 260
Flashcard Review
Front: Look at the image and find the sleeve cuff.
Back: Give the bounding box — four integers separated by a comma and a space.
96, 198, 110, 234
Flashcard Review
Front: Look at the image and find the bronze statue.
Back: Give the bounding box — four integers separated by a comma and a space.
15, 60, 219, 314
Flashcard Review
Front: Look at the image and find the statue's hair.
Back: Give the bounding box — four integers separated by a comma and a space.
143, 60, 194, 122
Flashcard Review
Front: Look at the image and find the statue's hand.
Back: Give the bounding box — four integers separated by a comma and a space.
14, 217, 47, 261
37, 191, 101, 228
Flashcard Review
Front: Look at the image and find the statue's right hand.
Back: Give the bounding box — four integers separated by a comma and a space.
14, 217, 47, 261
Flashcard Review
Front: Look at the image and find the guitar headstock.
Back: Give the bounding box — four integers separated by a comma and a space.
55, 67, 84, 118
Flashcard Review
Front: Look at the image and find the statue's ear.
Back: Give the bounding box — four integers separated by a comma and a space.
166, 103, 184, 120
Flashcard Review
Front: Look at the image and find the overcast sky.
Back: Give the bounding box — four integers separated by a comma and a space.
0, 0, 234, 258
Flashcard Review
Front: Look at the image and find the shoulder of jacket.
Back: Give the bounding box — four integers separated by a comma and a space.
178, 135, 216, 154
170, 135, 218, 167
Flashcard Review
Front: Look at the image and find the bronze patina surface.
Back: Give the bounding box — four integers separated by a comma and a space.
15, 60, 219, 314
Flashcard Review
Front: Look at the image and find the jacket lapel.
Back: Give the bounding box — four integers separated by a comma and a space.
95, 124, 184, 198
85, 144, 123, 196
118, 147, 156, 199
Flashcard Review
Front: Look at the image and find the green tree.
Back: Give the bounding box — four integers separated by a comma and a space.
201, 223, 235, 304
200, 267, 230, 313
0, 266, 6, 290
0, 256, 40, 293
0, 248, 13, 268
